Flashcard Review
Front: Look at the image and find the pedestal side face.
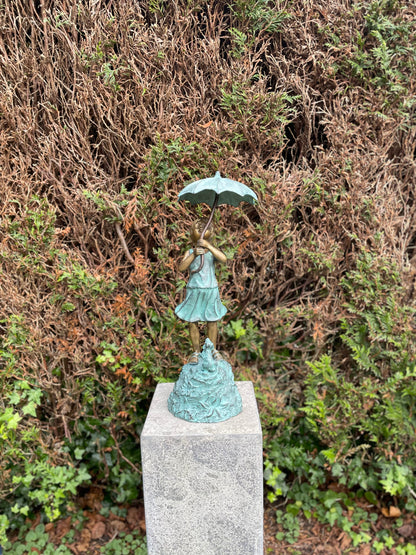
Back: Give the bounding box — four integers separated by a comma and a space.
141, 382, 263, 555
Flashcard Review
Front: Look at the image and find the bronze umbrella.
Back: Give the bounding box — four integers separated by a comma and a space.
178, 171, 258, 273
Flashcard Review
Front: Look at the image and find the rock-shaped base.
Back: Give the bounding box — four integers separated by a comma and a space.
168, 339, 242, 423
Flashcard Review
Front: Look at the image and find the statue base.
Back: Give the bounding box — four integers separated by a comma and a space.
168, 339, 242, 423
141, 382, 263, 555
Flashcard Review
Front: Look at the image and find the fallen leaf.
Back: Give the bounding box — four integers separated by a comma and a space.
198, 120, 213, 128
109, 519, 127, 533
127, 506, 145, 529
91, 520, 106, 540
86, 512, 106, 530
56, 516, 72, 540
358, 545, 371, 555
389, 506, 402, 518
339, 531, 352, 551
76, 528, 91, 553
312, 523, 320, 535
79, 487, 104, 511
314, 547, 338, 554
29, 513, 41, 529
381, 505, 402, 518
397, 522, 415, 538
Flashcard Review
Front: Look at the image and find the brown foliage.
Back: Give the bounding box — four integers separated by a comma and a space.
0, 0, 415, 494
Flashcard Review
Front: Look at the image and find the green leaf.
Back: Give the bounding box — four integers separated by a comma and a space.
286, 503, 300, 516
365, 491, 378, 505
6, 411, 22, 429
25, 529, 38, 542
11, 504, 29, 516
28, 388, 43, 404
22, 401, 37, 417
322, 490, 341, 509
373, 540, 385, 554
321, 448, 336, 463
8, 391, 21, 405
61, 302, 76, 312
74, 448, 85, 460
35, 524, 45, 533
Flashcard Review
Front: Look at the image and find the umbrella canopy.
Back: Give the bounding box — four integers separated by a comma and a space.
178, 171, 258, 208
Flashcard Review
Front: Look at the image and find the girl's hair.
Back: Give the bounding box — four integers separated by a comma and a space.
191, 219, 214, 241
195, 218, 214, 232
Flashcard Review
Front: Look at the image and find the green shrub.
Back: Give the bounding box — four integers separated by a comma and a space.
302, 251, 416, 460
100, 531, 147, 554
264, 249, 416, 547
2, 524, 74, 554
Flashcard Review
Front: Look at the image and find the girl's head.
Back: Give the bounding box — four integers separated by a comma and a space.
191, 219, 213, 243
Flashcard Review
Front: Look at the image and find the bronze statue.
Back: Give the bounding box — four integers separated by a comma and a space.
168, 172, 257, 423
175, 220, 228, 364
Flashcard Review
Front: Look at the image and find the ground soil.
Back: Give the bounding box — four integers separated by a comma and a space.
12, 491, 416, 554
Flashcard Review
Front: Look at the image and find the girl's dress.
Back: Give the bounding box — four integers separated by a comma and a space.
175, 249, 227, 322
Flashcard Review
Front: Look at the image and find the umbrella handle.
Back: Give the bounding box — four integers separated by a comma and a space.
190, 194, 219, 275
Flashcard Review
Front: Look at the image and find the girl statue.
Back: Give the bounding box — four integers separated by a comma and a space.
175, 219, 228, 364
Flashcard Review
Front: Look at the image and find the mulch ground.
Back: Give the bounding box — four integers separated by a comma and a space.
263, 502, 416, 555
10, 489, 416, 554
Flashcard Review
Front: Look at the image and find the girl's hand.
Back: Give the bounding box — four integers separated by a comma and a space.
195, 247, 205, 255
196, 239, 227, 263
197, 239, 210, 248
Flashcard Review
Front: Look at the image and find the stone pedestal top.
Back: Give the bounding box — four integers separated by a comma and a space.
141, 381, 261, 438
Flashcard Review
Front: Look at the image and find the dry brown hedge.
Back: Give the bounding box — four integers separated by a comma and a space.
0, 0, 416, 514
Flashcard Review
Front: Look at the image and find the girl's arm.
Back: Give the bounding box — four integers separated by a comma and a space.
198, 239, 227, 264
178, 249, 196, 272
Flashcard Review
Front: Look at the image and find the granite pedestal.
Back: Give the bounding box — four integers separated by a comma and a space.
141, 382, 263, 555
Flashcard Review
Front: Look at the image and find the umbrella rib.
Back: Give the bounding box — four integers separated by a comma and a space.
202, 193, 219, 238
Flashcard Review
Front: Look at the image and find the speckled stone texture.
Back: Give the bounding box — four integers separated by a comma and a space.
141, 382, 263, 555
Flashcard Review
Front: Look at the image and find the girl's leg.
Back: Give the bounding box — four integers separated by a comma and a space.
207, 321, 223, 360
189, 322, 200, 358
207, 321, 218, 349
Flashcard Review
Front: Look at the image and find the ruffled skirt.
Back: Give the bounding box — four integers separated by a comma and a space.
175, 287, 227, 322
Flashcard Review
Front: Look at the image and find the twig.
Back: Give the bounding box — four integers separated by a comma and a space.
39, 0, 49, 53
62, 415, 72, 442
115, 222, 135, 264
133, 223, 150, 259
407, 485, 416, 499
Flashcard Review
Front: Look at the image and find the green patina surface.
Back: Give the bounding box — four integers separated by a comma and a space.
168, 339, 242, 423
178, 171, 258, 208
